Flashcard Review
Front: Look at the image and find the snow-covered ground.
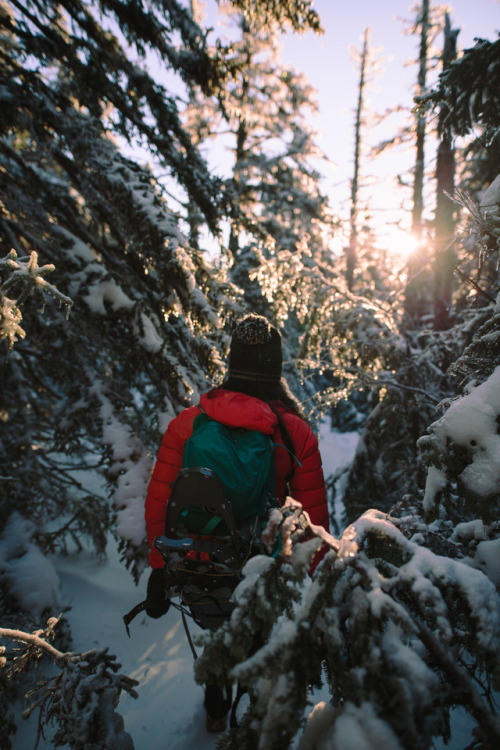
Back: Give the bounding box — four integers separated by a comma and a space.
12, 425, 359, 750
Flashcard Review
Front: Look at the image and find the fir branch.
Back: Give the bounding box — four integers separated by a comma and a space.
392, 591, 500, 747
0, 625, 67, 667
454, 265, 497, 303
1, 619, 138, 750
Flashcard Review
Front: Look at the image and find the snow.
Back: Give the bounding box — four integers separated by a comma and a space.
300, 701, 403, 750
0, 514, 61, 619
90, 383, 151, 547
135, 312, 164, 353
13, 538, 213, 750
83, 279, 135, 314
452, 519, 487, 543
319, 420, 359, 528
8, 420, 495, 749
423, 466, 448, 512
422, 366, 500, 509
473, 539, 500, 588
480, 172, 500, 210
9, 424, 355, 749
232, 555, 275, 603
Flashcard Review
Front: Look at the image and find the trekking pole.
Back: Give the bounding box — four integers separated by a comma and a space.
180, 607, 198, 661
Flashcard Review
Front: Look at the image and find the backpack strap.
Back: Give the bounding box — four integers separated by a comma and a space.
272, 441, 302, 466
269, 406, 302, 482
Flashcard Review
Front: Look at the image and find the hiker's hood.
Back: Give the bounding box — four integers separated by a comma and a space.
199, 389, 279, 435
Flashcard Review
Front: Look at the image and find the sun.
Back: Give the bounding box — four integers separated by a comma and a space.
379, 226, 422, 260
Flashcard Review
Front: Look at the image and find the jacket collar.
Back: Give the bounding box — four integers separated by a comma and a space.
199, 389, 278, 435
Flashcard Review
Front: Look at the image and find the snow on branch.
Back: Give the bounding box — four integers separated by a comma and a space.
196, 501, 500, 750
0, 616, 138, 750
0, 250, 73, 348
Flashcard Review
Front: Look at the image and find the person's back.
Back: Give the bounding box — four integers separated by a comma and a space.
143, 313, 329, 731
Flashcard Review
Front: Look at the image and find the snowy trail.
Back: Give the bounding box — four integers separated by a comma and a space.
13, 427, 359, 750
15, 540, 215, 750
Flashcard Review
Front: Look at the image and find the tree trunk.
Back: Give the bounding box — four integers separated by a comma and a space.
228, 115, 248, 260
434, 14, 459, 331
412, 0, 429, 238
405, 0, 429, 323
346, 27, 370, 291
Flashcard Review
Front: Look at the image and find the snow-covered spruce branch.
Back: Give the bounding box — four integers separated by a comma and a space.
0, 250, 73, 347
340, 549, 500, 747
369, 377, 441, 404
0, 618, 138, 750
453, 186, 500, 267
261, 496, 339, 560
197, 502, 500, 750
454, 265, 496, 303
0, 624, 68, 667
391, 590, 500, 747
299, 361, 442, 409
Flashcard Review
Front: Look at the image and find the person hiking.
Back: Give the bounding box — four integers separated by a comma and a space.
144, 313, 329, 731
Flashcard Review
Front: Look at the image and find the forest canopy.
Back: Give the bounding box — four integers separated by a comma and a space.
1, 1, 500, 749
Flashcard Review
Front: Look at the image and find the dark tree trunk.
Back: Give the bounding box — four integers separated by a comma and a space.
346, 27, 370, 291
405, 0, 429, 324
434, 14, 459, 331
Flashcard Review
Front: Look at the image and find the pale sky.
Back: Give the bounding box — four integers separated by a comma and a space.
280, 0, 500, 254
172, 1, 500, 258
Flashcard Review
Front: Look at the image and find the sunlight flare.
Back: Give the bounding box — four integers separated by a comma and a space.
380, 227, 421, 259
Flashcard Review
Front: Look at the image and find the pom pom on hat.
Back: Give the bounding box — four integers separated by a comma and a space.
228, 314, 282, 382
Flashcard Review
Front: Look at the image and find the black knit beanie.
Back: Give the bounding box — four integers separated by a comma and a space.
228, 314, 282, 383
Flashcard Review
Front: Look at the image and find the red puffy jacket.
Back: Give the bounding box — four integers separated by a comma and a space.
145, 389, 328, 568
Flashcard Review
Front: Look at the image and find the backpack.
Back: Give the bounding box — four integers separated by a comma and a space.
177, 410, 276, 534
152, 410, 280, 630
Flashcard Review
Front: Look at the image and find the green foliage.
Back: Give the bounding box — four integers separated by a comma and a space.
198, 501, 500, 750
226, 0, 323, 33
0, 617, 138, 750
0, 250, 73, 348
183, 5, 339, 404
429, 36, 500, 141
0, 0, 239, 582
426, 35, 500, 193
416, 179, 500, 531
334, 318, 459, 520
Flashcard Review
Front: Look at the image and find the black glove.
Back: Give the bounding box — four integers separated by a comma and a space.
145, 568, 170, 619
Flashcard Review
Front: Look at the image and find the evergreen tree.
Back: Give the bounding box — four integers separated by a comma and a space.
339, 8, 500, 523
182, 5, 338, 403
0, 0, 236, 603
1, 617, 138, 750
425, 33, 500, 200
1, 1, 329, 742
418, 174, 500, 533
196, 499, 500, 750
193, 175, 500, 750
228, 0, 322, 33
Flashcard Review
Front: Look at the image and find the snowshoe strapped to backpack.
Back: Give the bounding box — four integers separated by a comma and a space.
121, 410, 302, 637
181, 410, 276, 532
153, 466, 266, 630
153, 412, 276, 630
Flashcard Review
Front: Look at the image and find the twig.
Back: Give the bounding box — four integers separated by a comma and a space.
0, 627, 69, 666
454, 265, 496, 303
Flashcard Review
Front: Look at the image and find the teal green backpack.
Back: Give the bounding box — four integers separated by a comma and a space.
180, 410, 276, 534
141, 408, 301, 633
